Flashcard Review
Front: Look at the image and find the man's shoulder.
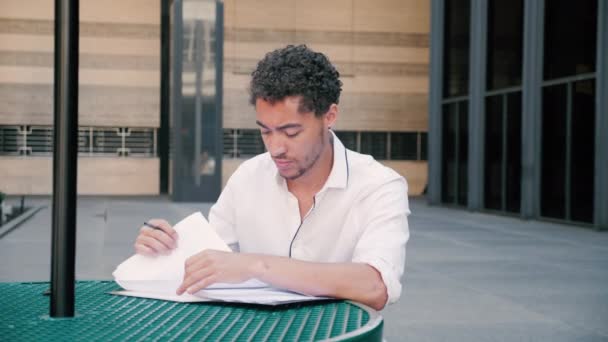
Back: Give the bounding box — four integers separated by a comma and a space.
346, 149, 406, 187
229, 152, 273, 181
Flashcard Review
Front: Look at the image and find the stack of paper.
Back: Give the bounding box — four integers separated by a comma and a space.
112, 212, 327, 305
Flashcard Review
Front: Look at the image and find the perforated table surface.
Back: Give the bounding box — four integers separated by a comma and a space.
0, 281, 383, 341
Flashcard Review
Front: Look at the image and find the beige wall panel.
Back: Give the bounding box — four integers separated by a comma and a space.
224, 0, 237, 27
79, 69, 159, 88
1, 84, 159, 127
0, 157, 159, 195
294, 0, 353, 32
380, 160, 428, 195
353, 0, 430, 33
332, 110, 428, 131
229, 42, 355, 63
224, 72, 252, 90
223, 89, 428, 131
78, 158, 159, 194
0, 34, 158, 56
353, 46, 429, 64
221, 158, 243, 188
0, 34, 53, 53
1, 0, 158, 24
0, 66, 52, 84
342, 75, 428, 94
0, 0, 53, 20
80, 0, 159, 24
233, 0, 296, 30
232, 41, 298, 62
0, 157, 52, 194
0, 66, 158, 88
225, 69, 428, 94
80, 37, 159, 56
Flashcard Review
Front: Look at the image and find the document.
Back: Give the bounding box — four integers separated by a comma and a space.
112, 212, 328, 305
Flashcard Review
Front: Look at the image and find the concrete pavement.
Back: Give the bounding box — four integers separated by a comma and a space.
1, 196, 607, 341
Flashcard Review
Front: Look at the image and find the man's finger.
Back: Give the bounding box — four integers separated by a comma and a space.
134, 243, 156, 256
149, 229, 177, 249
186, 275, 218, 294
177, 266, 214, 295
137, 235, 171, 254
147, 219, 178, 237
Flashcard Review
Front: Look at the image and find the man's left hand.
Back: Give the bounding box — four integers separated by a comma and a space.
176, 250, 258, 295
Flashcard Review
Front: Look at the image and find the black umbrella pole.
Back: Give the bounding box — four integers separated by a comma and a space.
50, 0, 79, 318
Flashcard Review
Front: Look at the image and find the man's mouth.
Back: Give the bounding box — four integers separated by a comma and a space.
274, 159, 292, 170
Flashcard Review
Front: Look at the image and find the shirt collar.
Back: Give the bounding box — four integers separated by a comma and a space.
273, 130, 350, 190
323, 130, 349, 190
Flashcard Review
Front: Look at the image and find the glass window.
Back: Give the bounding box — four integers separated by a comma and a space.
360, 132, 387, 160
443, 0, 471, 97
442, 104, 457, 203
457, 102, 468, 206
541, 84, 567, 219
420, 132, 428, 161
570, 80, 595, 223
484, 95, 503, 210
505, 92, 521, 213
334, 131, 357, 151
486, 0, 524, 90
543, 0, 597, 80
442, 102, 468, 205
390, 132, 418, 160
236, 129, 265, 158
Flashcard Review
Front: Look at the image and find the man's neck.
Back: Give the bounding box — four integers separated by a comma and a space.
287, 137, 334, 196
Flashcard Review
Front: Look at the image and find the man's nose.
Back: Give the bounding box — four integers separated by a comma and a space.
266, 134, 287, 157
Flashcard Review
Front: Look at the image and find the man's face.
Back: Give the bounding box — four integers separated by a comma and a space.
255, 96, 334, 180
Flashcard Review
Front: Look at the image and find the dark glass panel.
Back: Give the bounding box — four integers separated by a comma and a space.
442, 104, 457, 203
334, 131, 357, 151
486, 0, 524, 90
484, 95, 503, 210
443, 0, 471, 97
541, 85, 567, 219
457, 101, 469, 206
570, 80, 595, 223
390, 132, 418, 160
420, 132, 428, 161
360, 132, 387, 160
236, 129, 265, 158
505, 92, 522, 213
543, 0, 597, 80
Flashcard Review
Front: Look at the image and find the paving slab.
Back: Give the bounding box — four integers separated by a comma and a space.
1, 196, 607, 341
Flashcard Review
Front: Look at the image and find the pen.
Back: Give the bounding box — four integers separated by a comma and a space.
143, 222, 163, 230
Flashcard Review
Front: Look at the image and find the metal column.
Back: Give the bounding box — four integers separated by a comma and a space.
520, 0, 544, 219
595, 1, 608, 230
428, 0, 445, 205
467, 0, 488, 210
159, 0, 170, 194
50, 0, 79, 317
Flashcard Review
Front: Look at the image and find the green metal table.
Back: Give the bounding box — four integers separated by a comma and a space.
0, 281, 383, 341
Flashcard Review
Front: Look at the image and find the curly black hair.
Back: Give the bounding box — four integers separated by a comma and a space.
249, 44, 343, 117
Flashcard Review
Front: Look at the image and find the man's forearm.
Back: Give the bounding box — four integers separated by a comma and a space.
247, 253, 388, 310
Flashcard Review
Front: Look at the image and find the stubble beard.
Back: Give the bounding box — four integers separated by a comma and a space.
283, 128, 329, 181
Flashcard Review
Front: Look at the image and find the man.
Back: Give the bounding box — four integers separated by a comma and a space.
134, 45, 410, 310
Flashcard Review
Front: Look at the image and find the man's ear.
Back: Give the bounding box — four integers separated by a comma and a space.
324, 104, 338, 129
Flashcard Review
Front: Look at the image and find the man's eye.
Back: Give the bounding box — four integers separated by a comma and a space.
285, 131, 300, 138
261, 130, 271, 136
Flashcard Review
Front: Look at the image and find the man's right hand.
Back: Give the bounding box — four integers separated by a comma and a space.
134, 219, 178, 256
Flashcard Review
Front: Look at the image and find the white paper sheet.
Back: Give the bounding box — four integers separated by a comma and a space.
112, 212, 328, 305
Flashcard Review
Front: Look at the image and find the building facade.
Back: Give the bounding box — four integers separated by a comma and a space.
427, 0, 608, 229
0, 0, 430, 197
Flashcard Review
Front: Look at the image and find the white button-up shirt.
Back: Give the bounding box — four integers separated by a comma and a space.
208, 133, 410, 304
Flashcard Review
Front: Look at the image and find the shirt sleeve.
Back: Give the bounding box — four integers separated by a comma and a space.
208, 167, 240, 249
351, 176, 410, 306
